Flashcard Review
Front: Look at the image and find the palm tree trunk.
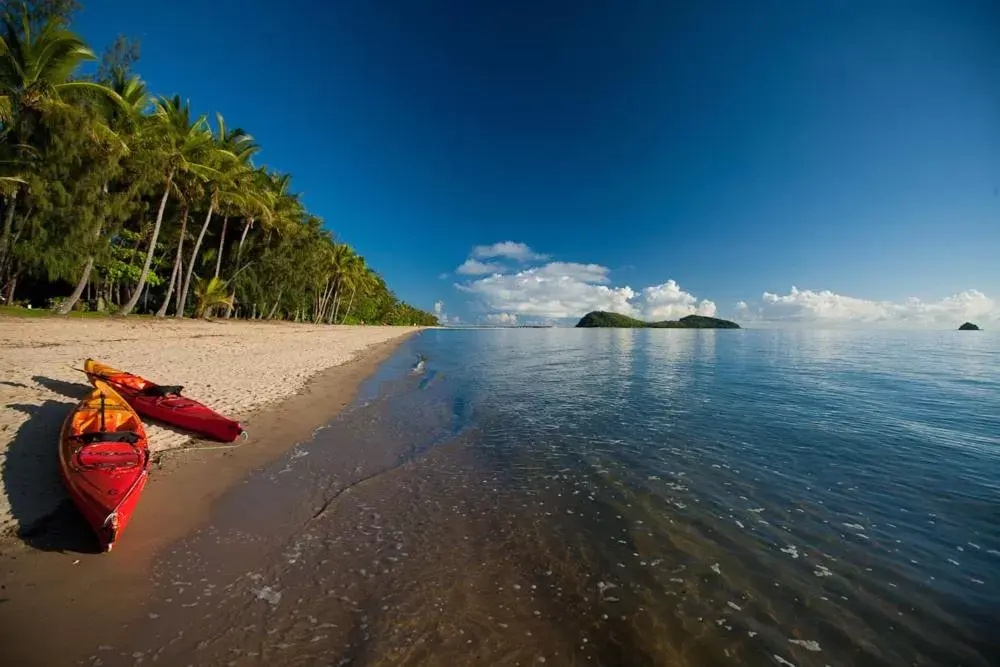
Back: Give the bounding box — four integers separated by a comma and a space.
0, 191, 18, 281
3, 270, 17, 305
177, 200, 215, 318
224, 217, 253, 319
214, 216, 228, 279
120, 170, 174, 316
266, 293, 282, 320
341, 285, 358, 324
156, 205, 188, 317
156, 258, 179, 317
331, 276, 343, 323
316, 278, 334, 323
57, 257, 94, 315
58, 217, 108, 315
235, 218, 252, 264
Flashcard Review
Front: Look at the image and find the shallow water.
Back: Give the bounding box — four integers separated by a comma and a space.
96, 329, 998, 666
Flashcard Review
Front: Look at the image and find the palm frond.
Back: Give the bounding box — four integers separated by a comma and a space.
194, 275, 234, 318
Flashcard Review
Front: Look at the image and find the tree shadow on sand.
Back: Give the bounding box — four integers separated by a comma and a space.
3, 402, 102, 553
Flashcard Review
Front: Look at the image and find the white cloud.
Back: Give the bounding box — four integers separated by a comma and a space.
458, 266, 637, 319
457, 261, 714, 323
534, 262, 611, 284
456, 258, 504, 275
484, 312, 518, 326
471, 241, 548, 262
637, 280, 717, 320
433, 300, 459, 324
738, 287, 998, 327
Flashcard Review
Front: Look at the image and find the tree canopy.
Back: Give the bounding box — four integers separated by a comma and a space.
0, 3, 438, 326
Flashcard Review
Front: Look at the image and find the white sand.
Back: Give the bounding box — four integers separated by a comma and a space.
0, 317, 422, 534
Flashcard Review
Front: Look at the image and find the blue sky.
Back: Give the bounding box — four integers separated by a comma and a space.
74, 1, 999, 327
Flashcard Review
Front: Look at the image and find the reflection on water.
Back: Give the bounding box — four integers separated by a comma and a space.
95, 329, 999, 665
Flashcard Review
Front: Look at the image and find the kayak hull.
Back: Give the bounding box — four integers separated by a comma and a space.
59, 380, 149, 550
83, 359, 245, 442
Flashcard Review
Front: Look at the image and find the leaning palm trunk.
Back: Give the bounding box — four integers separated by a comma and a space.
340, 285, 357, 324
325, 292, 337, 324
316, 278, 335, 323
235, 218, 252, 264
120, 170, 174, 316
177, 200, 215, 318
57, 257, 94, 314
156, 205, 188, 317
266, 291, 282, 320
156, 258, 179, 317
58, 211, 109, 315
331, 276, 343, 323
224, 217, 254, 319
214, 216, 228, 278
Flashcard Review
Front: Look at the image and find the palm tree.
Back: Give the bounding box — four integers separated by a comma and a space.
330, 245, 359, 324
193, 275, 233, 318
340, 258, 371, 324
118, 95, 226, 316
57, 70, 149, 314
153, 192, 188, 317
224, 168, 299, 318
0, 11, 128, 292
174, 113, 252, 317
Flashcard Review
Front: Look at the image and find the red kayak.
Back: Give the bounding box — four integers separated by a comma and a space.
59, 380, 149, 551
83, 359, 245, 442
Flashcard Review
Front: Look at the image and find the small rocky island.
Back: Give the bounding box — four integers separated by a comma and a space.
958, 322, 981, 331
576, 311, 741, 329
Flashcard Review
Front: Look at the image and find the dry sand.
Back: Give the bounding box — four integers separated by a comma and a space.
0, 316, 423, 536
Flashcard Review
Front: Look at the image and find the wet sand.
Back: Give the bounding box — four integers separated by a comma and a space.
0, 331, 418, 667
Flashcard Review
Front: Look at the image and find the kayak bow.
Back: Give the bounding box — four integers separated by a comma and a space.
82, 359, 245, 443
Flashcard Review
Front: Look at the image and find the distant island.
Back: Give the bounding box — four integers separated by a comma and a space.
576, 311, 741, 329
958, 322, 981, 331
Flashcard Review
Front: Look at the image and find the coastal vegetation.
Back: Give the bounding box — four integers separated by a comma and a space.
576, 311, 741, 328
0, 2, 437, 325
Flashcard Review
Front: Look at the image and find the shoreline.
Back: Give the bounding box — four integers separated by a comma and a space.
0, 321, 419, 666
0, 317, 424, 533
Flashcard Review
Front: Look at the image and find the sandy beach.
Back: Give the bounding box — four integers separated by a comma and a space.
0, 317, 422, 537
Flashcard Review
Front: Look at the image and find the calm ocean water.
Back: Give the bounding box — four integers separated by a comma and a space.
106, 329, 998, 666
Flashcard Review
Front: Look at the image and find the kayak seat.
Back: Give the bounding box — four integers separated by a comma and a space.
141, 385, 184, 398
76, 431, 141, 445
77, 441, 143, 468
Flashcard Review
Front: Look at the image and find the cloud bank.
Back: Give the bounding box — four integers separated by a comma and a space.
447, 242, 997, 328
737, 287, 997, 327
454, 243, 715, 322
484, 312, 518, 325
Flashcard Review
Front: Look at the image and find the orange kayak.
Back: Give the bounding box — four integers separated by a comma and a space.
59, 380, 149, 551
82, 359, 245, 442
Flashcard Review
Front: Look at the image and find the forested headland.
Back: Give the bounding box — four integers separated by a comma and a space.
0, 1, 438, 325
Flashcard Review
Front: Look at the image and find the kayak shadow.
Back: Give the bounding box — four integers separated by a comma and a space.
3, 401, 102, 554
31, 375, 93, 400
